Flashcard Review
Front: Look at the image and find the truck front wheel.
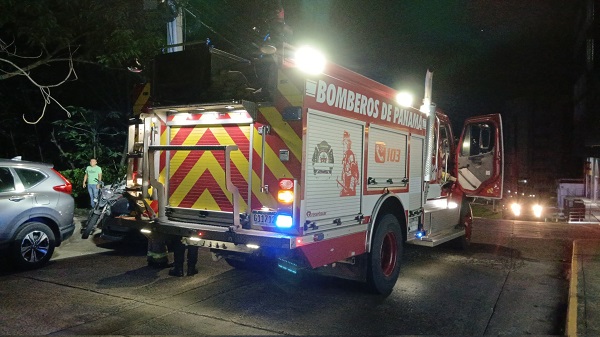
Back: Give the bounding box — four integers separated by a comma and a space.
366, 214, 403, 296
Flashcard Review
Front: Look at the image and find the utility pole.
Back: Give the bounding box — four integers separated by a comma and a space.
166, 2, 183, 52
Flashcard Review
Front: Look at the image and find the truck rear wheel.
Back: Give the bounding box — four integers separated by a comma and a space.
224, 254, 275, 272
366, 214, 403, 296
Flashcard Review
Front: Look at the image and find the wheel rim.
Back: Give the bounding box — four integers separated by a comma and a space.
20, 230, 50, 263
380, 231, 398, 277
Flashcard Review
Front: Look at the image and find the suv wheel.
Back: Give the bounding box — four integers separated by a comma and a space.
12, 222, 56, 270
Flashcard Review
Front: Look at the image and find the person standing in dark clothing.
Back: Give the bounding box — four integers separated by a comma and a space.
168, 238, 199, 277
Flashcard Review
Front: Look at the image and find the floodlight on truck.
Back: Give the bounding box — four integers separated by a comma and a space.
396, 92, 413, 107
295, 46, 326, 75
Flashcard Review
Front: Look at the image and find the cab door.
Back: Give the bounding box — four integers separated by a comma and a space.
456, 114, 503, 199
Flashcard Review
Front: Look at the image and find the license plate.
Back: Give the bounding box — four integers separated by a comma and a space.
253, 212, 275, 226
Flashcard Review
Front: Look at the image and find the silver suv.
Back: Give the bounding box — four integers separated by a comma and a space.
0, 157, 75, 269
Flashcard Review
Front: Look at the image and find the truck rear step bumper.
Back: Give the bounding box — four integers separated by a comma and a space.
146, 219, 295, 250
407, 227, 465, 247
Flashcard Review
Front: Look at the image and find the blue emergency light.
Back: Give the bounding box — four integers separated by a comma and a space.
275, 214, 293, 228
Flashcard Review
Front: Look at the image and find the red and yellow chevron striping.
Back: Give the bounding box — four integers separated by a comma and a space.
156, 68, 306, 214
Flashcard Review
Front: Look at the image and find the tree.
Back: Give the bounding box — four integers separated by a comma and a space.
51, 107, 126, 170
0, 0, 177, 171
0, 0, 166, 123
0, 0, 281, 169
51, 106, 127, 203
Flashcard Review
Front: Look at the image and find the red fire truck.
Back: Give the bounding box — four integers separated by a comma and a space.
127, 43, 503, 295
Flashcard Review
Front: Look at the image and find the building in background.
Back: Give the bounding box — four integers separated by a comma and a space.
573, 0, 600, 201
502, 96, 574, 198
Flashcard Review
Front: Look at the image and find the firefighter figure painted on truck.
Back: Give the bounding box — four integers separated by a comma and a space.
338, 130, 359, 197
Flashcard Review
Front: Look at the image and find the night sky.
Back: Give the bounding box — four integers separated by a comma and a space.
0, 0, 580, 167
3, 0, 579, 124
277, 0, 577, 124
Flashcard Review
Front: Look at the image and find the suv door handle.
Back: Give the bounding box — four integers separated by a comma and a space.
9, 196, 25, 202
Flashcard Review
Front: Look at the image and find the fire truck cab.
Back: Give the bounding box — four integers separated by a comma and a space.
127, 43, 503, 295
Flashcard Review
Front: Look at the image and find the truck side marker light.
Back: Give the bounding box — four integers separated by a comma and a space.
140, 228, 151, 234
277, 258, 299, 274
277, 264, 298, 274
275, 214, 293, 228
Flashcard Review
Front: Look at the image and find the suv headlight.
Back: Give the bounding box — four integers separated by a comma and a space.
510, 203, 521, 216
532, 204, 543, 218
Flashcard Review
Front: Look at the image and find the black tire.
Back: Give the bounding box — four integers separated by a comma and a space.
367, 214, 403, 296
225, 255, 275, 272
11, 222, 56, 270
225, 258, 249, 269
82, 212, 101, 239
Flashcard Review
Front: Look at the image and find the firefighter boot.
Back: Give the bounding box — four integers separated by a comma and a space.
147, 235, 170, 268
147, 258, 171, 269
168, 267, 184, 277
187, 245, 199, 276
169, 239, 185, 277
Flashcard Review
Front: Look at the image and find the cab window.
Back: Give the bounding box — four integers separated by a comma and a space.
461, 123, 495, 157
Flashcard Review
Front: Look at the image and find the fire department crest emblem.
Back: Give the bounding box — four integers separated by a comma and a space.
312, 140, 334, 175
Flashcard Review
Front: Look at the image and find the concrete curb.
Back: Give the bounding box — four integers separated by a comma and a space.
566, 239, 600, 337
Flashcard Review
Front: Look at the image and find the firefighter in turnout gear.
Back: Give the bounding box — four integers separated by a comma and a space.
168, 238, 199, 277
146, 234, 171, 268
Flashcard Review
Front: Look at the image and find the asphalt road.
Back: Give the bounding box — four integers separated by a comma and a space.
1, 218, 598, 335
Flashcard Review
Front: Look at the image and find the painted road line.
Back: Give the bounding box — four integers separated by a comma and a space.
566, 240, 579, 337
